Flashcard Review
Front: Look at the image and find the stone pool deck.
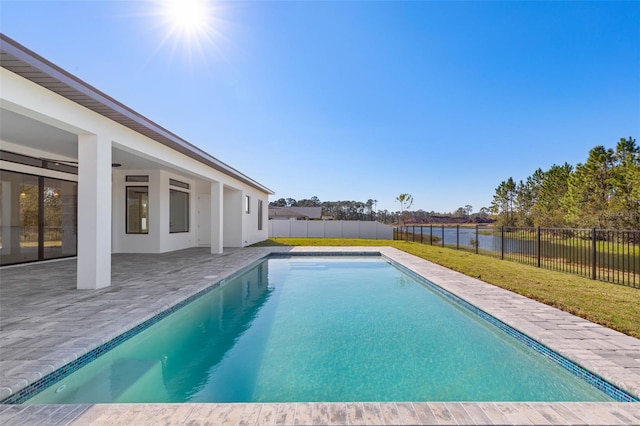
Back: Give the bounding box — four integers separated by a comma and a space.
1, 246, 639, 425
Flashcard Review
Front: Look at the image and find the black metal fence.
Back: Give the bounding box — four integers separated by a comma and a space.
393, 225, 640, 288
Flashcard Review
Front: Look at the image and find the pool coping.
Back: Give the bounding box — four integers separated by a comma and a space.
1, 246, 639, 425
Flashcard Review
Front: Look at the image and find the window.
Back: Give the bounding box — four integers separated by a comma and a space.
169, 178, 189, 189
258, 199, 263, 230
126, 175, 149, 182
0, 150, 78, 174
170, 189, 189, 233
126, 187, 149, 234
245, 195, 250, 214
0, 150, 42, 168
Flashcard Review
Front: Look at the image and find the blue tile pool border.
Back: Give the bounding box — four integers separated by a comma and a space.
0, 255, 271, 405
2, 252, 381, 404
383, 254, 639, 403
3, 251, 637, 404
270, 251, 382, 257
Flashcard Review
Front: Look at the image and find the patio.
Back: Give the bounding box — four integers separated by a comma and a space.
1, 247, 639, 425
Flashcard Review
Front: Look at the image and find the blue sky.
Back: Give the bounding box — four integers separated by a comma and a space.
2, 1, 639, 213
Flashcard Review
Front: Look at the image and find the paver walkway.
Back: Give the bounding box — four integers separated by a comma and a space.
1, 246, 639, 425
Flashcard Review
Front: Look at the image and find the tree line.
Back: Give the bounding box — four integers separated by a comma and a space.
269, 197, 490, 224
270, 197, 386, 221
490, 137, 640, 229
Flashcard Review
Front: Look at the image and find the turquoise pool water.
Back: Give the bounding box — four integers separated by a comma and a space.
26, 256, 613, 403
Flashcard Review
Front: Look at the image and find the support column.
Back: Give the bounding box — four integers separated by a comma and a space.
210, 181, 223, 254
77, 134, 112, 289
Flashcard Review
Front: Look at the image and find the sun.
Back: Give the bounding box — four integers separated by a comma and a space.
150, 0, 222, 64
161, 0, 209, 36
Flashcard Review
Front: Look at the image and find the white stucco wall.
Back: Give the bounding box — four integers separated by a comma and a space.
112, 169, 160, 253
194, 180, 212, 247
111, 170, 200, 254
223, 188, 242, 247
241, 187, 270, 247
2, 67, 271, 260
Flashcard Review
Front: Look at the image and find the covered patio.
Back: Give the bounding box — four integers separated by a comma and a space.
1, 33, 272, 291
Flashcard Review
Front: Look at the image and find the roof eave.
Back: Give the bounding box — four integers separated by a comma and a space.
0, 33, 274, 195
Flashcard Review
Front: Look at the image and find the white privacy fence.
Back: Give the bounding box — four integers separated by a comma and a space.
269, 220, 393, 240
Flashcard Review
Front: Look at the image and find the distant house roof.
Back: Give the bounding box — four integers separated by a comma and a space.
269, 206, 322, 219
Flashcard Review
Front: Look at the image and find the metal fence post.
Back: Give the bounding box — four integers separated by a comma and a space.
537, 226, 541, 268
592, 228, 597, 280
386, 223, 636, 288
475, 224, 479, 254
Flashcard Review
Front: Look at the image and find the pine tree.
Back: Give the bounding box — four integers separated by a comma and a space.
533, 163, 572, 227
562, 146, 615, 228
610, 137, 640, 229
490, 177, 517, 226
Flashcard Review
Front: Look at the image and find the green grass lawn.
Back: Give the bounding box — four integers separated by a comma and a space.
253, 238, 640, 338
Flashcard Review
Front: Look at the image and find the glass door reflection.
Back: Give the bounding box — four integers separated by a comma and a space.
0, 170, 77, 265
43, 178, 77, 260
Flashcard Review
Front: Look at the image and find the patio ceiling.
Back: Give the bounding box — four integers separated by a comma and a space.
0, 108, 77, 159
0, 108, 187, 172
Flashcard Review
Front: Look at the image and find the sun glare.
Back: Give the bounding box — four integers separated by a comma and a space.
162, 0, 208, 35
150, 0, 224, 65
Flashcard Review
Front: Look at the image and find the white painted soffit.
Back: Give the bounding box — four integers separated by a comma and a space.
0, 33, 273, 195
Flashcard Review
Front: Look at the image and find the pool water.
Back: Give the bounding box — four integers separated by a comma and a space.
26, 256, 613, 403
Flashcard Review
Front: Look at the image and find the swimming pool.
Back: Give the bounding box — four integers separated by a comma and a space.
22, 255, 628, 403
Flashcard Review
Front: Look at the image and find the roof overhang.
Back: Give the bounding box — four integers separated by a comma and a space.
0, 33, 273, 194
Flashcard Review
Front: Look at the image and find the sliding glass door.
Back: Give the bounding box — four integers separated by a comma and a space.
0, 171, 39, 263
0, 170, 77, 265
43, 178, 78, 259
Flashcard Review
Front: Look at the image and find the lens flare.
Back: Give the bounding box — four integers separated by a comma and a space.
162, 0, 209, 36
149, 0, 226, 66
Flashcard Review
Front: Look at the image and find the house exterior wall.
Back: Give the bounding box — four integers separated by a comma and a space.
223, 188, 242, 247
2, 68, 270, 246
1, 65, 270, 284
112, 169, 160, 253
194, 180, 212, 247
112, 170, 200, 254
242, 187, 269, 247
